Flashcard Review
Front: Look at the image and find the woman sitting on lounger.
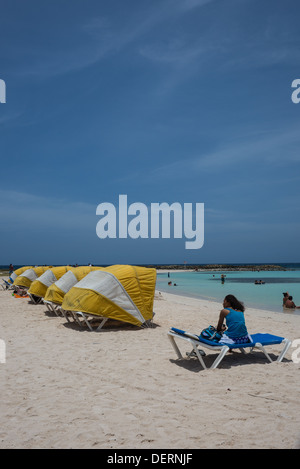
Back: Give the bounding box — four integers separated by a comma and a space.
217, 294, 252, 344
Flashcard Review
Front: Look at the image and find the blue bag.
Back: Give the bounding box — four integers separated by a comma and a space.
200, 325, 223, 343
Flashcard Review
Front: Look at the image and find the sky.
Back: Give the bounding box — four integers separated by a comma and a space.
0, 0, 300, 266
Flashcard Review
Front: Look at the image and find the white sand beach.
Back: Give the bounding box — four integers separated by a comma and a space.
0, 282, 300, 449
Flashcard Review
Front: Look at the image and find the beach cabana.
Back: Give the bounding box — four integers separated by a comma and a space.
61, 265, 156, 330
13, 266, 50, 289
9, 266, 33, 284
28, 266, 70, 303
43, 266, 100, 312
1, 266, 33, 289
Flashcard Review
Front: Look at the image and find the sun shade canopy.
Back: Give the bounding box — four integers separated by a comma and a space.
9, 266, 33, 283
28, 266, 69, 298
62, 265, 156, 327
44, 266, 103, 305
13, 266, 50, 288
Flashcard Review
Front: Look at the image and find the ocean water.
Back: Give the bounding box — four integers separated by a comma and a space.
2, 264, 300, 315
156, 266, 300, 315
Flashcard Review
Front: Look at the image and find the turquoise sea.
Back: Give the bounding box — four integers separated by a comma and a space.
2, 264, 300, 315
156, 266, 300, 315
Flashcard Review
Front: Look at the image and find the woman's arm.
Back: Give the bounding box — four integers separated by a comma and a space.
216, 309, 229, 332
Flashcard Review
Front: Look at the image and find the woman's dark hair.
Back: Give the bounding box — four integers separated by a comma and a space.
225, 294, 245, 312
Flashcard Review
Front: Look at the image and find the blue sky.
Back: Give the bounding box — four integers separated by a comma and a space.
0, 0, 300, 265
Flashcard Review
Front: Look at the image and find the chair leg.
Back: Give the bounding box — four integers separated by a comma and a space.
29, 294, 42, 304
192, 344, 207, 369
75, 312, 93, 331
277, 339, 292, 362
71, 311, 83, 326
254, 343, 273, 362
53, 304, 62, 316
45, 302, 55, 313
210, 346, 230, 369
168, 334, 183, 359
95, 317, 108, 331
60, 309, 72, 322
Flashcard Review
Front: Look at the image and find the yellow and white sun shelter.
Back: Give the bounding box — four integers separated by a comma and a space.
44, 265, 101, 306
61, 265, 156, 327
13, 266, 50, 289
28, 266, 70, 300
9, 266, 33, 284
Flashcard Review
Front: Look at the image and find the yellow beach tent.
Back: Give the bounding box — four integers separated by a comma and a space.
9, 266, 33, 283
61, 265, 156, 327
13, 266, 50, 289
28, 266, 70, 300
44, 265, 99, 306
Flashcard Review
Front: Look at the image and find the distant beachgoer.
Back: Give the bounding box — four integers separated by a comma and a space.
282, 292, 289, 306
168, 281, 172, 286
284, 296, 300, 309
216, 294, 251, 344
9, 264, 13, 274
15, 287, 28, 297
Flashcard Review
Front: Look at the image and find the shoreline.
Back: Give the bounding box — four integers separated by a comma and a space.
155, 288, 293, 319
155, 285, 300, 317
1, 277, 300, 448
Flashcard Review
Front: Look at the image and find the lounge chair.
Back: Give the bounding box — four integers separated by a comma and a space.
43, 299, 64, 316
60, 308, 155, 331
28, 292, 43, 304
168, 327, 292, 370
0, 279, 12, 290
60, 309, 109, 331
1, 278, 15, 290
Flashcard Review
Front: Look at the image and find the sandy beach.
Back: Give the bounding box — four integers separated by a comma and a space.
0, 281, 300, 449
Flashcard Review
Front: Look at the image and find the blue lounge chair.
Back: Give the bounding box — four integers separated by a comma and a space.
1, 278, 15, 291
168, 327, 292, 370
